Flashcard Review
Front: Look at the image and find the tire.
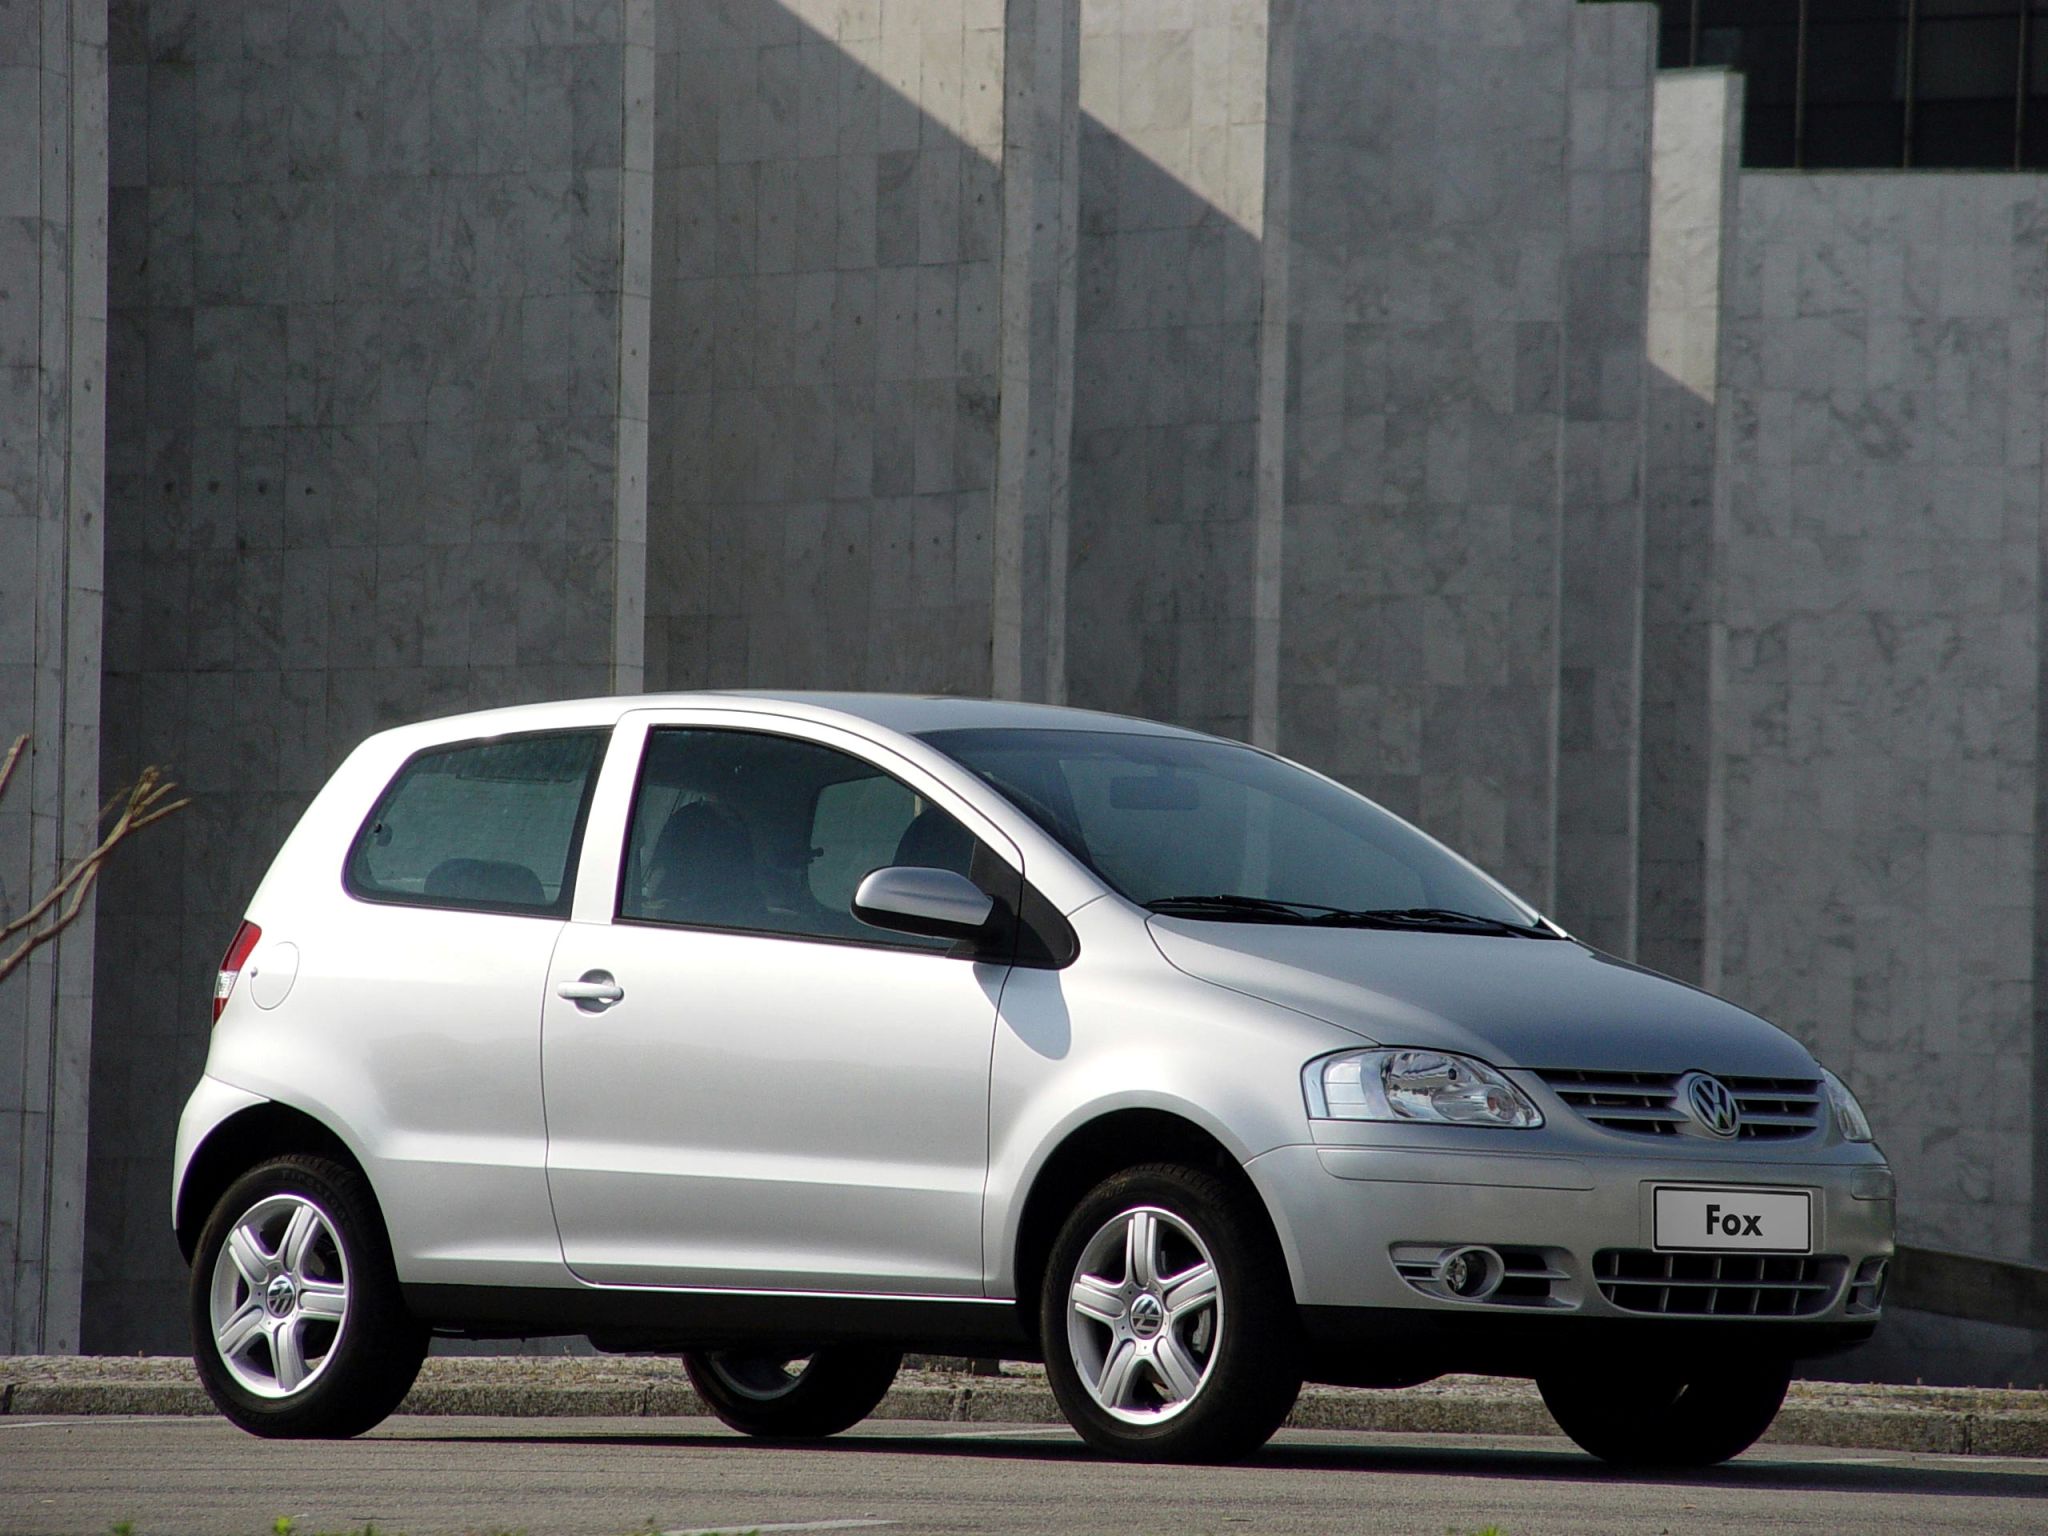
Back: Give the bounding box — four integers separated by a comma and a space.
1537, 1361, 1792, 1467
682, 1347, 902, 1438
189, 1154, 427, 1439
1039, 1163, 1301, 1463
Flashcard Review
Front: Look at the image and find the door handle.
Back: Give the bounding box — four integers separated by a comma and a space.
558, 970, 624, 1011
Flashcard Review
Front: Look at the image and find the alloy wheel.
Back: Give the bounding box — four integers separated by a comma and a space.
1064, 1204, 1223, 1424
207, 1193, 349, 1399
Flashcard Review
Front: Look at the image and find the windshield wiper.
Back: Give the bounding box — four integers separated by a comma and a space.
1144, 896, 1552, 937
1143, 894, 1344, 922
1307, 907, 1555, 938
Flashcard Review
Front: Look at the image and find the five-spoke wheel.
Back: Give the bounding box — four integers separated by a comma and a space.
208, 1193, 351, 1398
1065, 1205, 1223, 1423
190, 1155, 426, 1438
1041, 1163, 1300, 1462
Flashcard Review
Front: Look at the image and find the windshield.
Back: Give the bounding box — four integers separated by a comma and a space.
919, 728, 1543, 930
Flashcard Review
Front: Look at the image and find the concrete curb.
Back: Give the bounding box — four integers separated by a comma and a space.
4, 1360, 2046, 1458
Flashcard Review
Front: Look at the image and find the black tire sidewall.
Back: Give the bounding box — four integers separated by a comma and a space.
1537, 1362, 1792, 1467
682, 1347, 902, 1438
189, 1154, 425, 1439
1039, 1163, 1301, 1463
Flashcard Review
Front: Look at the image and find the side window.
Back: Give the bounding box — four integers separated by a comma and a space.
345, 730, 607, 915
618, 728, 980, 949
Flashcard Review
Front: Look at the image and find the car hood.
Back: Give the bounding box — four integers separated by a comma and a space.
1146, 918, 1817, 1076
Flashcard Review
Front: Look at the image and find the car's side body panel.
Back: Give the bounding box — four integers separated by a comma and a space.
183, 713, 605, 1289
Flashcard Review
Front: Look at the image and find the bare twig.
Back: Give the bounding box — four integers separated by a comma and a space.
0, 740, 189, 985
0, 735, 24, 803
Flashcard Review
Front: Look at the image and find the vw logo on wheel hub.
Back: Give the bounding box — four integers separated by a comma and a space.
264, 1274, 298, 1317
1680, 1071, 1742, 1138
1129, 1292, 1165, 1338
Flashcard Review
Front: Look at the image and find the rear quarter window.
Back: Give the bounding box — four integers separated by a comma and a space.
345, 730, 608, 916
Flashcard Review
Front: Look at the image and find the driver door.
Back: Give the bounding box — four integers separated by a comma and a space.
540, 713, 1017, 1294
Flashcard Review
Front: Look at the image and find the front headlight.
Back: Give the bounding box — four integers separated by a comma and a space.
1304, 1049, 1543, 1129
1821, 1066, 1874, 1142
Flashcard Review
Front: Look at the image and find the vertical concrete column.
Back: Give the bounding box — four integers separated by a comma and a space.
1248, 1, 1295, 752
0, 0, 107, 1355
614, 3, 657, 697
1639, 67, 1743, 985
991, 0, 1079, 705
88, 0, 653, 1350
1554, 1, 1655, 956
1064, 0, 1282, 741
1273, 0, 1578, 906
646, 0, 1037, 695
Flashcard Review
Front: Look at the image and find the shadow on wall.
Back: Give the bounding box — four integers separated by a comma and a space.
1637, 359, 1716, 988
646, 0, 1013, 696
90, 0, 651, 1351
645, 0, 1264, 743
1064, 111, 1264, 743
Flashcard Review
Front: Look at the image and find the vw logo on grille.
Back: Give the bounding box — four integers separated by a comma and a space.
1680, 1072, 1742, 1138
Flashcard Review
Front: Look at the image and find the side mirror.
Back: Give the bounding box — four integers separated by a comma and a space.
852, 866, 995, 940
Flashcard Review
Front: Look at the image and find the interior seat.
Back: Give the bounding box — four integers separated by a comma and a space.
892, 806, 976, 875
636, 800, 763, 927
422, 857, 546, 908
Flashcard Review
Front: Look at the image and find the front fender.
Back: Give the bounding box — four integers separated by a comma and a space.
982, 913, 1358, 1300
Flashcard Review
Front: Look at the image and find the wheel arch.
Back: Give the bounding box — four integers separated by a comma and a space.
175, 1101, 369, 1263
1009, 1107, 1295, 1350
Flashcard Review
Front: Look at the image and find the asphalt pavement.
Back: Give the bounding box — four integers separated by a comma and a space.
4, 1413, 2047, 1536
7, 1357, 2048, 1458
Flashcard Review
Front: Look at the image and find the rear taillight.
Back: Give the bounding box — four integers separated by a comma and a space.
214, 921, 262, 1024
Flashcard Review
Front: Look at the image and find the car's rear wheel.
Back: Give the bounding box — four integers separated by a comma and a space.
1537, 1361, 1792, 1467
190, 1154, 427, 1438
1040, 1163, 1301, 1463
682, 1348, 902, 1437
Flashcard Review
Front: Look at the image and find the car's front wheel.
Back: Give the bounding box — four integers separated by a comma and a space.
189, 1154, 427, 1438
1537, 1361, 1792, 1467
1040, 1163, 1302, 1463
682, 1348, 902, 1437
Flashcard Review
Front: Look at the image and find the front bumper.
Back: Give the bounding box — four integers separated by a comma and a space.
1246, 1141, 1894, 1371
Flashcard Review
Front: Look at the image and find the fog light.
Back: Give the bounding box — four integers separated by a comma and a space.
1438, 1246, 1503, 1301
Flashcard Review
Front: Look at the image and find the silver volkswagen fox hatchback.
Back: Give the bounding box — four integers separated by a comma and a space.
175, 694, 1892, 1465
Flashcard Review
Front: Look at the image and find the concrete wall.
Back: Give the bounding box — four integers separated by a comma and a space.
7, 0, 2043, 1375
643, 0, 1075, 700
86, 0, 654, 1349
0, 0, 106, 1356
1707, 172, 2048, 1262
1061, 0, 1282, 743
1272, 0, 1655, 923
1639, 66, 1741, 987
1554, 2, 1653, 953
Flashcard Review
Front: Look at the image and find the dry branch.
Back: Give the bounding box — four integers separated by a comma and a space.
0, 734, 24, 803
0, 735, 189, 985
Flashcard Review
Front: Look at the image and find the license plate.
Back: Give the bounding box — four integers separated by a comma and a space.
1653, 1186, 1812, 1253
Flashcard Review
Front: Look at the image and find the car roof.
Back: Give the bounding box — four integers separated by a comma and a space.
368, 691, 1227, 750
696, 691, 1220, 740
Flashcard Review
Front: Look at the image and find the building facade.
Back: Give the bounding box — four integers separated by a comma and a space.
3, 0, 2045, 1382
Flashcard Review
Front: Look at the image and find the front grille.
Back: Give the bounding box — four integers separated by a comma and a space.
1535, 1069, 1823, 1141
1595, 1249, 1843, 1316
1847, 1256, 1889, 1315
1493, 1248, 1569, 1305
